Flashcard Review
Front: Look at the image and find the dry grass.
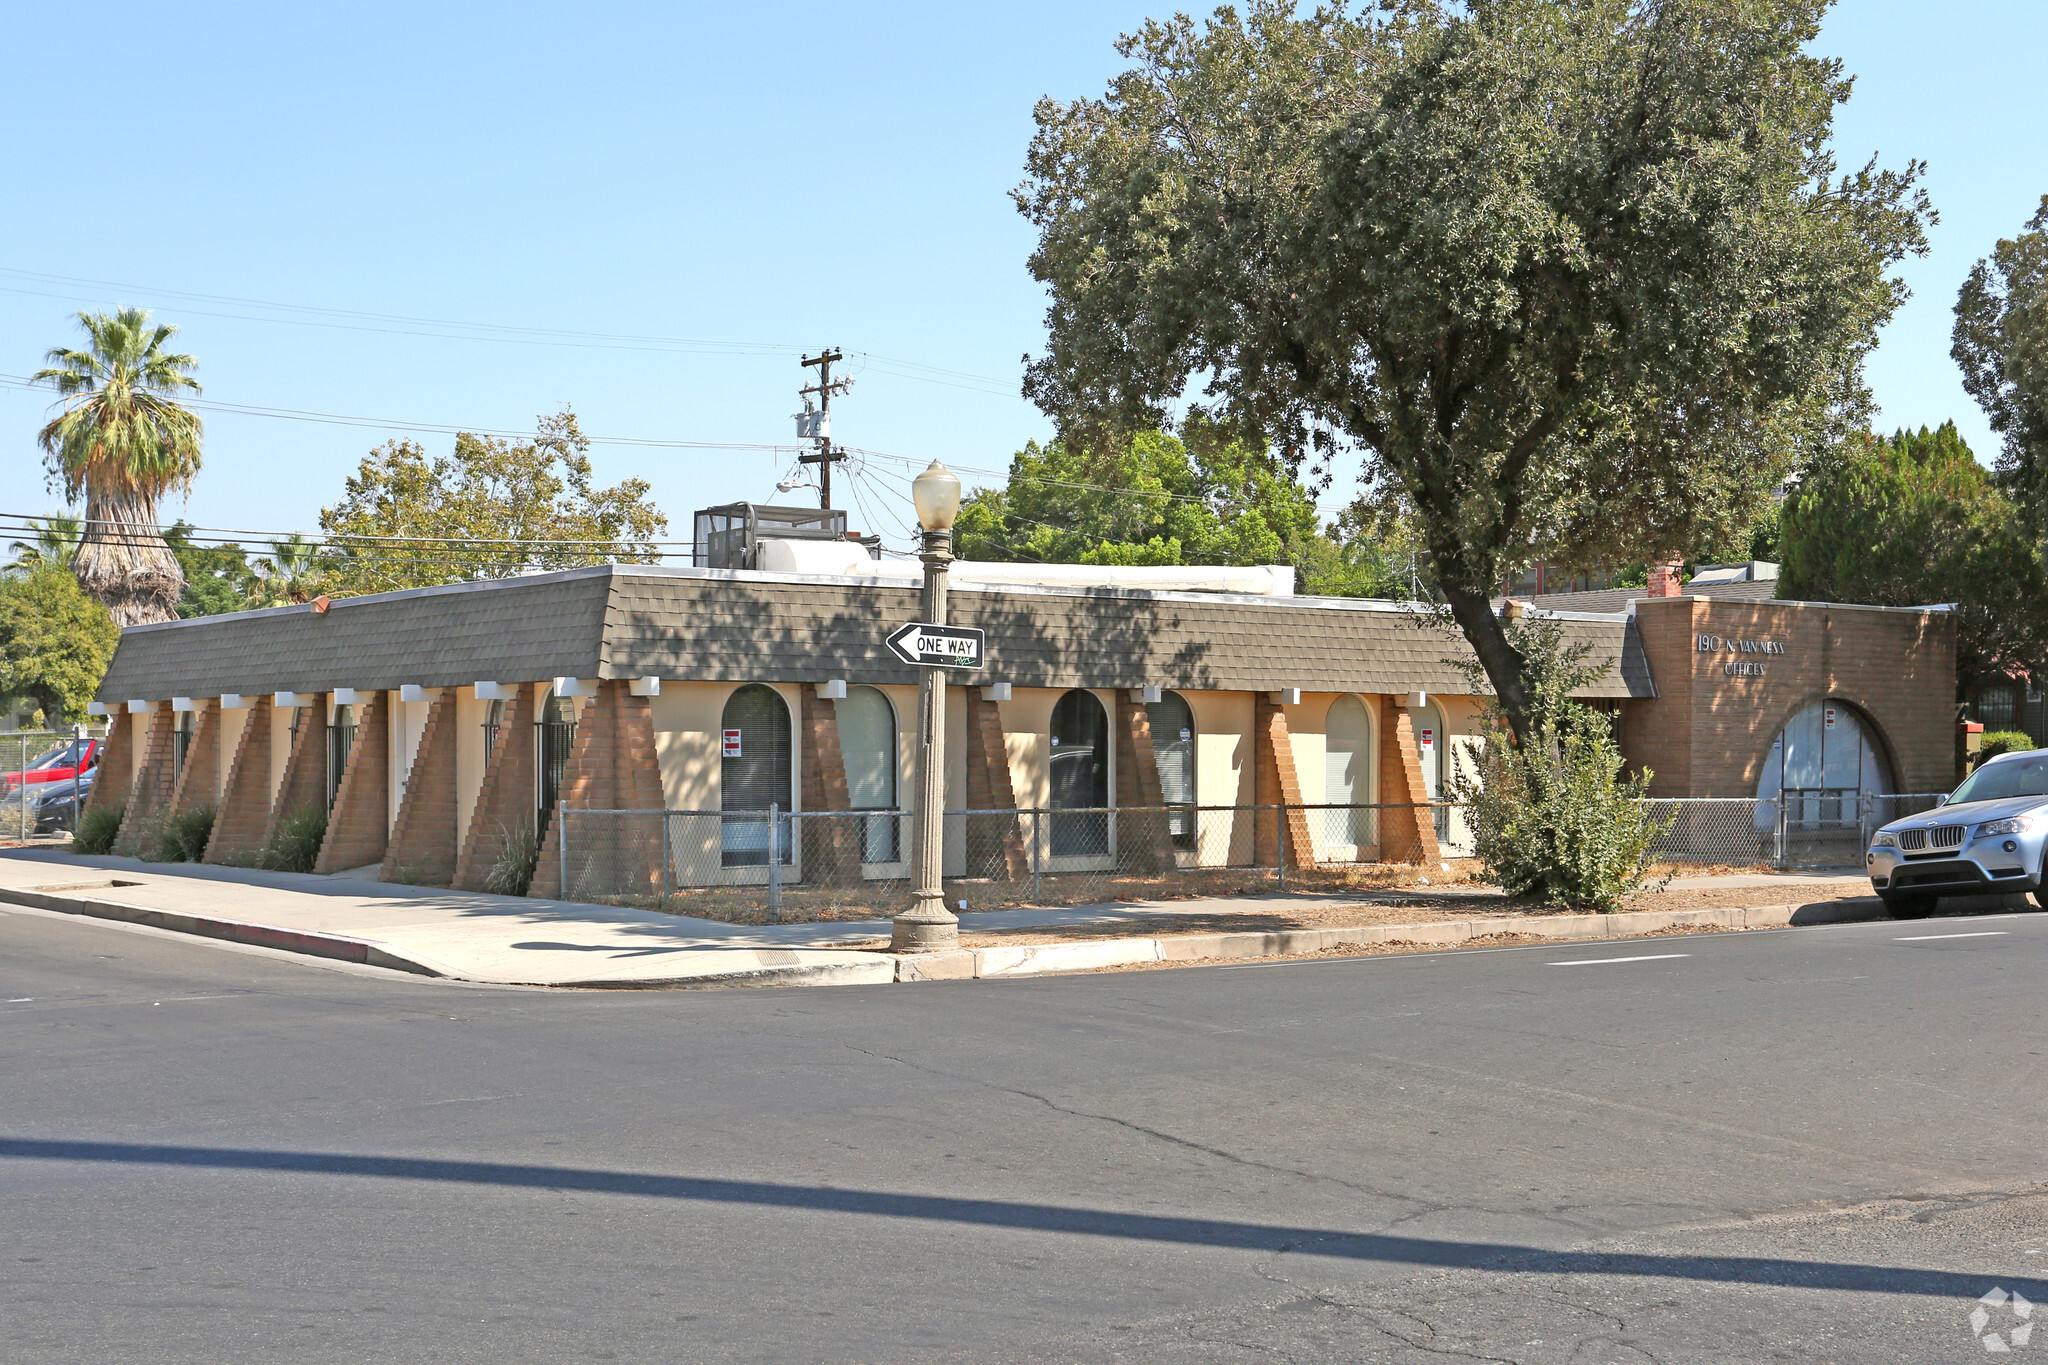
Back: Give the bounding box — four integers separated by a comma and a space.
812, 878, 1879, 951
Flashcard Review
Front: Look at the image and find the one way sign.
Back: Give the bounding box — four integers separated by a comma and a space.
885, 622, 985, 669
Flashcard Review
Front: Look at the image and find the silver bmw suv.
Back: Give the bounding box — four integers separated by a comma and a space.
1867, 748, 2048, 918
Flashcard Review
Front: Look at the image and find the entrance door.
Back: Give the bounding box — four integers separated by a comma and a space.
1050, 689, 1110, 858
1757, 699, 1893, 865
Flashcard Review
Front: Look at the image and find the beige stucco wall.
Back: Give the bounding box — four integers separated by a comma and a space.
267, 700, 297, 800
453, 687, 490, 837
214, 704, 248, 805
388, 693, 431, 832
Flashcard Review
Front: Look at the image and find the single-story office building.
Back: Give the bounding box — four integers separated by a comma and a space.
84, 556, 1956, 898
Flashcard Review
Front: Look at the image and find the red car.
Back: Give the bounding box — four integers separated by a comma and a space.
0, 738, 99, 796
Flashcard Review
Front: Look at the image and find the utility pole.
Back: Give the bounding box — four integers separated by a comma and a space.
798, 349, 852, 509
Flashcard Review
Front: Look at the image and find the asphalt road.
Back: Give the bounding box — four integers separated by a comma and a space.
4, 902, 2048, 1364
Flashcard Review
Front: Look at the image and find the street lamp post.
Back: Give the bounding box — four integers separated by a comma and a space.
893, 460, 964, 952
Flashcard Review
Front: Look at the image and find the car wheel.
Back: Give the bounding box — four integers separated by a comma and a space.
1882, 892, 1938, 919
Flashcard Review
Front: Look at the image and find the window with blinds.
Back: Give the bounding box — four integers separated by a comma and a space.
1145, 691, 1195, 848
721, 684, 793, 867
836, 685, 899, 863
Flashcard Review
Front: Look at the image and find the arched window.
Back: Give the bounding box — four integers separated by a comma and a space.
1050, 689, 1110, 856
1146, 690, 1196, 848
721, 684, 793, 866
1325, 695, 1373, 846
837, 685, 899, 862
537, 693, 577, 837
327, 703, 357, 809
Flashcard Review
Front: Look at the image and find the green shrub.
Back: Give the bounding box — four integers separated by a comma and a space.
483, 822, 539, 897
71, 804, 122, 855
1449, 618, 1673, 911
257, 805, 327, 873
1980, 730, 2036, 760
152, 805, 216, 863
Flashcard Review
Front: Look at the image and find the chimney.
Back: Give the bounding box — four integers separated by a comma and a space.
1645, 560, 1684, 598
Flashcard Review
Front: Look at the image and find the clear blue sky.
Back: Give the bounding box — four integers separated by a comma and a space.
2, 2, 2042, 553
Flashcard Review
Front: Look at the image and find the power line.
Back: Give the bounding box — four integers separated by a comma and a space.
0, 512, 689, 551
0, 267, 1018, 393
0, 372, 798, 454
8, 368, 1232, 513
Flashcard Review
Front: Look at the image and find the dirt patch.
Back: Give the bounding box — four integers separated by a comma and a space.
1069, 921, 1768, 973
818, 878, 1875, 950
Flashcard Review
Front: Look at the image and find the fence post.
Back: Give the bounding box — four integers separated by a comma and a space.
17, 735, 26, 840
556, 801, 568, 898
71, 724, 82, 840
1276, 805, 1287, 892
1031, 810, 1042, 902
1774, 796, 1788, 871
660, 809, 672, 909
767, 802, 782, 922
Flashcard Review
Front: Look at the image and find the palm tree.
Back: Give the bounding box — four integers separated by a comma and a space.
33, 309, 203, 625
248, 535, 326, 607
5, 514, 85, 574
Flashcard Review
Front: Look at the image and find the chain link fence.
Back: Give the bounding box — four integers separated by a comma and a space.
554, 803, 1480, 921
1638, 793, 1953, 871
0, 728, 95, 843
545, 791, 1972, 920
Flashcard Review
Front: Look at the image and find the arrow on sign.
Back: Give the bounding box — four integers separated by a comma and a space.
886, 622, 985, 669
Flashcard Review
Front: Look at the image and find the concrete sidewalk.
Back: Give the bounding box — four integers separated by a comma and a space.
0, 850, 899, 988
0, 850, 1930, 989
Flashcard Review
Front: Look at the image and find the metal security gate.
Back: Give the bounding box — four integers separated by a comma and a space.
537, 696, 577, 839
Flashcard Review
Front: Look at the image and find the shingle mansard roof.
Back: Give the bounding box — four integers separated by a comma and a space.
96, 564, 1655, 704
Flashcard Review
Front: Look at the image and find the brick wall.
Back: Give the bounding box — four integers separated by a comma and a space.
85, 710, 134, 819
452, 684, 539, 892
1377, 698, 1442, 866
205, 696, 274, 864
963, 686, 1027, 879
1112, 689, 1175, 874
315, 691, 391, 874
264, 695, 332, 846
798, 683, 862, 882
383, 689, 460, 886
1252, 694, 1315, 869
112, 703, 178, 857
165, 699, 222, 824
529, 680, 666, 900
1627, 598, 1957, 797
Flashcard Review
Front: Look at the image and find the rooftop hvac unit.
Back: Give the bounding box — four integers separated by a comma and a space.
694, 502, 851, 570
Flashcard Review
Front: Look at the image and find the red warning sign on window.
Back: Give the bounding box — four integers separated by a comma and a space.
1420, 728, 1435, 750
1823, 707, 1837, 732
723, 728, 742, 757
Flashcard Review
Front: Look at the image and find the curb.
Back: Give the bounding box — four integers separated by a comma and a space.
893, 897, 1898, 981
0, 884, 445, 977
0, 875, 1931, 990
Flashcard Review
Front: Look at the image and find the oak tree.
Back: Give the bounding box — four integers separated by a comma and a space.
1018, 0, 1928, 740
